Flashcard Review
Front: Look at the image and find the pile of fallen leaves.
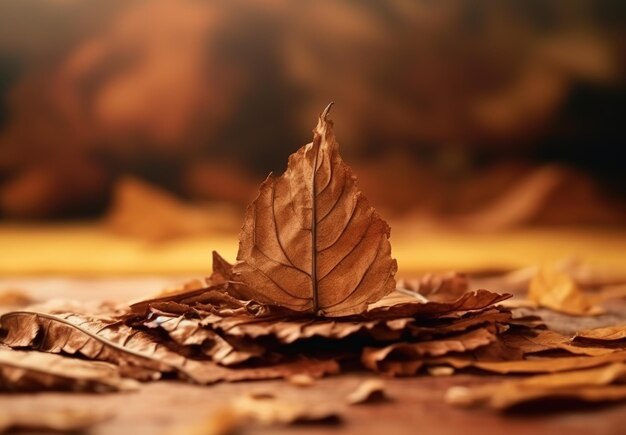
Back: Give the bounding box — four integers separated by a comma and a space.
1, 105, 626, 430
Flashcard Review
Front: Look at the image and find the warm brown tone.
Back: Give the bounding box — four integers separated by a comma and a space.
233, 103, 397, 316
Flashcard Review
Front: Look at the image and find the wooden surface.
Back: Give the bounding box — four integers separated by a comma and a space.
2, 277, 626, 435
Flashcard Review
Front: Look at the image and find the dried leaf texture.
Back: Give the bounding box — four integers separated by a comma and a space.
446, 363, 626, 410
0, 310, 340, 384
0, 349, 137, 392
233, 103, 397, 316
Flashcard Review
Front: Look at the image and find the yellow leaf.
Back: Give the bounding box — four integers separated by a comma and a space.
528, 264, 601, 315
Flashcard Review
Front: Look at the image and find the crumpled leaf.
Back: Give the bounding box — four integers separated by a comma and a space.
528, 265, 602, 315
446, 363, 626, 410
0, 310, 339, 384
0, 408, 110, 433
367, 289, 511, 319
573, 324, 626, 345
0, 311, 174, 381
346, 379, 388, 404
362, 327, 497, 375
141, 313, 265, 365
502, 330, 619, 357
0, 289, 34, 308
210, 314, 413, 344
432, 350, 626, 374
397, 272, 469, 303
232, 103, 397, 316
0, 348, 138, 392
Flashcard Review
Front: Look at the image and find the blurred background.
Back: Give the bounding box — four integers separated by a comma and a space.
0, 0, 624, 276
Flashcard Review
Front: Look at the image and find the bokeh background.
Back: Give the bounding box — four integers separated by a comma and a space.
0, 0, 624, 275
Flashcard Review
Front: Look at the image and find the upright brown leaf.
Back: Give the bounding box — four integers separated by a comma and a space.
233, 103, 397, 316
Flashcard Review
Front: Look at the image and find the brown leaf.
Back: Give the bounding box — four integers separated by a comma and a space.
367, 289, 511, 319
141, 313, 264, 365
105, 176, 239, 241
0, 408, 110, 433
346, 379, 388, 404
362, 328, 497, 375
0, 310, 173, 381
0, 289, 34, 308
129, 284, 266, 318
397, 272, 469, 303
211, 314, 412, 344
502, 330, 619, 357
0, 348, 138, 392
287, 373, 315, 387
528, 265, 601, 315
233, 103, 397, 316
573, 324, 626, 345
0, 310, 339, 384
407, 308, 511, 339
434, 350, 626, 374
446, 363, 626, 410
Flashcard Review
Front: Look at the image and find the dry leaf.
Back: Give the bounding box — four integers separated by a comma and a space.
529, 265, 601, 315
0, 348, 137, 392
427, 366, 455, 376
288, 373, 315, 387
367, 289, 511, 318
210, 314, 412, 344
0, 310, 173, 381
362, 328, 497, 375
573, 324, 626, 345
433, 350, 626, 374
141, 313, 264, 365
232, 103, 397, 316
347, 379, 388, 404
397, 273, 469, 303
0, 289, 34, 307
106, 176, 239, 241
0, 408, 110, 433
0, 310, 339, 384
230, 395, 341, 425
502, 330, 619, 357
446, 363, 626, 410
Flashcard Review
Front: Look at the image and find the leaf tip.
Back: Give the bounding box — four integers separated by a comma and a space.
321, 102, 334, 120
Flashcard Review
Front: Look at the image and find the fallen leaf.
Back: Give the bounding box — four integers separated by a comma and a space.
0, 408, 110, 432
573, 324, 626, 345
230, 395, 341, 425
347, 379, 388, 404
0, 348, 138, 392
362, 328, 497, 375
232, 103, 397, 316
427, 366, 455, 376
0, 310, 339, 384
0, 289, 34, 307
434, 350, 626, 374
446, 363, 626, 410
529, 265, 601, 315
0, 311, 173, 381
397, 273, 469, 303
502, 329, 619, 356
141, 313, 264, 365
288, 373, 315, 387
105, 176, 239, 241
367, 289, 511, 319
